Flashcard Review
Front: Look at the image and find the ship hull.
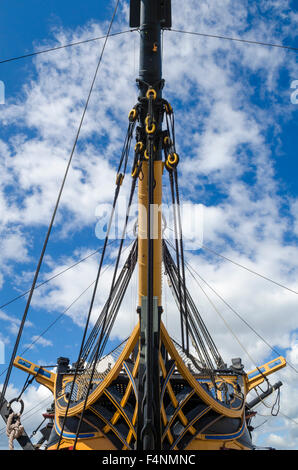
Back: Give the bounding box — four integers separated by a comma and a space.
45, 322, 253, 451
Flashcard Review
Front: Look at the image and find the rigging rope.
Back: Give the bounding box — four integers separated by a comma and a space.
172, 245, 298, 416
173, 169, 190, 353
0, 29, 138, 65
165, 239, 298, 430
0, 251, 119, 379
201, 244, 298, 295
0, 237, 120, 311
82, 240, 137, 364
0, 234, 135, 373
72, 160, 141, 449
0, 396, 54, 441
57, 165, 122, 449
0, 0, 120, 414
57, 27, 139, 447
168, 170, 186, 351
182, 255, 298, 375
186, 256, 259, 368
163, 240, 223, 370
163, 100, 190, 353
168, 29, 298, 52
6, 410, 24, 451
2, 26, 297, 67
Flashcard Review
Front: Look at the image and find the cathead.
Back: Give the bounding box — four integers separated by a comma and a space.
0, 0, 288, 451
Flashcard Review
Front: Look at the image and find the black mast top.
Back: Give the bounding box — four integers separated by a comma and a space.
131, 0, 171, 97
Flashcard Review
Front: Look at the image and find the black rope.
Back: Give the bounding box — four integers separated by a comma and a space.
88, 248, 137, 365
164, 248, 208, 366
82, 240, 137, 364
72, 164, 139, 448
183, 257, 298, 375
201, 244, 298, 295
173, 168, 190, 353
0, 30, 137, 65
164, 102, 189, 353
0, 237, 120, 312
29, 417, 46, 439
57, 107, 139, 449
0, 256, 116, 379
16, 374, 36, 401
165, 238, 224, 366
169, 29, 298, 52
0, 0, 117, 409
163, 240, 223, 369
56, 177, 123, 449
168, 170, 185, 351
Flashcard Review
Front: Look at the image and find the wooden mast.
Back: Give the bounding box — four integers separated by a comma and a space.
130, 0, 171, 450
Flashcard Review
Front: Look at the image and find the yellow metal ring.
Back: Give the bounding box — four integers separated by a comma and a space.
167, 153, 179, 166
146, 122, 156, 135
128, 108, 137, 122
165, 159, 173, 171
164, 136, 171, 146
146, 88, 157, 100
144, 145, 156, 160
165, 102, 173, 114
131, 161, 140, 178
134, 141, 144, 153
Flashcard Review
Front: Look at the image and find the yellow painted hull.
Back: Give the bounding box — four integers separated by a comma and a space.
13, 319, 285, 450
43, 322, 253, 451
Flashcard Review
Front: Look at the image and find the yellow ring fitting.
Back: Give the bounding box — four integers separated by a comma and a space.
167, 153, 179, 166
131, 161, 140, 178
165, 159, 173, 171
165, 102, 173, 114
164, 136, 171, 147
128, 108, 137, 122
146, 122, 156, 135
144, 145, 156, 160
134, 141, 144, 153
116, 173, 124, 186
146, 88, 157, 100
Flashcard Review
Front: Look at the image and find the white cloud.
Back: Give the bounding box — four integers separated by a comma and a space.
26, 336, 53, 349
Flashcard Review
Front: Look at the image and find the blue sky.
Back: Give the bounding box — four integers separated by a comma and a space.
0, 0, 298, 450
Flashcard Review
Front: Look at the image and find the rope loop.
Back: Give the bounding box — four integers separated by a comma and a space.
166, 152, 179, 169
144, 145, 156, 161
131, 160, 140, 178
6, 399, 25, 450
165, 159, 173, 171
163, 135, 171, 148
134, 141, 144, 153
8, 398, 24, 416
164, 101, 173, 115
128, 107, 138, 122
145, 115, 156, 135
146, 88, 157, 101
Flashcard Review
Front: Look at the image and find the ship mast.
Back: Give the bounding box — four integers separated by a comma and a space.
130, 0, 171, 451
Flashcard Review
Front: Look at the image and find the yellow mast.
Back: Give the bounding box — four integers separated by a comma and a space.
138, 160, 163, 307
